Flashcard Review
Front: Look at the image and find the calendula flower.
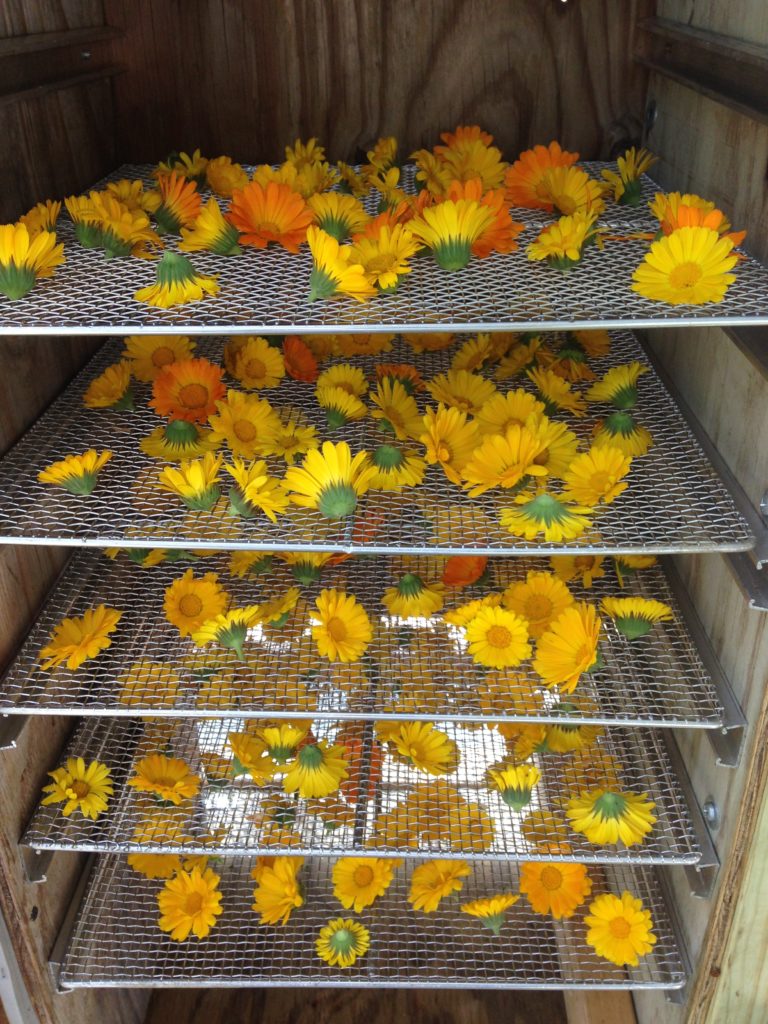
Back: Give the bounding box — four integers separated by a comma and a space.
140, 421, 219, 461
337, 332, 396, 357
38, 605, 121, 671
129, 754, 201, 805
602, 147, 656, 205
251, 857, 304, 924
567, 788, 657, 846
134, 251, 219, 308
593, 411, 653, 456
208, 389, 281, 458
550, 554, 606, 588
127, 817, 184, 879
284, 441, 375, 519
41, 757, 113, 819
308, 192, 369, 241
157, 867, 222, 941
444, 593, 502, 628
258, 722, 310, 764
152, 357, 225, 423
231, 336, 286, 390
475, 391, 543, 437
404, 331, 456, 353
38, 449, 113, 495
332, 857, 396, 912
408, 198, 495, 271
632, 226, 737, 305
439, 140, 508, 191
427, 369, 497, 416
461, 892, 521, 938
306, 226, 377, 302
528, 367, 587, 417
0, 222, 65, 298
652, 192, 746, 246
540, 165, 605, 218
157, 148, 208, 183
601, 596, 673, 639
446, 180, 524, 257
504, 141, 579, 209
465, 606, 532, 669
205, 155, 248, 196
312, 589, 372, 662
317, 385, 368, 428
369, 443, 426, 490
585, 892, 657, 966
191, 606, 260, 660
544, 710, 604, 754
499, 489, 593, 543
163, 569, 229, 637
178, 196, 241, 255
227, 551, 274, 578
316, 917, 370, 968
228, 733, 274, 783
487, 763, 541, 811
157, 452, 222, 511
285, 136, 326, 169
561, 446, 633, 506
527, 212, 599, 269
520, 862, 592, 919
283, 335, 319, 382
382, 573, 444, 617
586, 363, 647, 409
275, 549, 331, 585
153, 171, 202, 233
369, 379, 422, 441
442, 554, 488, 588
613, 553, 657, 586
533, 602, 601, 693
224, 458, 289, 521
226, 179, 313, 252
255, 587, 301, 628
83, 361, 134, 411
19, 198, 61, 235
461, 425, 548, 497
390, 722, 459, 776
122, 334, 195, 381
316, 363, 368, 395
67, 192, 161, 258
408, 859, 471, 912
503, 570, 574, 638
283, 739, 349, 798
349, 224, 420, 292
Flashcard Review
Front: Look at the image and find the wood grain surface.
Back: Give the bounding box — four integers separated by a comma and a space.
104, 0, 651, 165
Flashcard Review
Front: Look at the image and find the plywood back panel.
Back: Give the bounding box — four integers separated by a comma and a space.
104, 0, 651, 164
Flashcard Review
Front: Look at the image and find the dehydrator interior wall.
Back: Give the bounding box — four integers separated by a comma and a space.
0, 2, 767, 1023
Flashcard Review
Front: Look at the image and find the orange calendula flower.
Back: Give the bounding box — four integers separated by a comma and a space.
504, 141, 580, 209
205, 155, 249, 197
442, 555, 488, 588
151, 357, 226, 423
227, 180, 314, 253
283, 335, 319, 382
154, 171, 202, 234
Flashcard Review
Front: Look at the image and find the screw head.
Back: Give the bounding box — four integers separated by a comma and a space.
703, 798, 720, 830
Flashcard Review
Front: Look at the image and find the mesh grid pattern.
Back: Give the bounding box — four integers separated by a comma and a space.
0, 163, 764, 336
0, 331, 752, 554
0, 551, 722, 727
25, 716, 700, 864
57, 855, 685, 989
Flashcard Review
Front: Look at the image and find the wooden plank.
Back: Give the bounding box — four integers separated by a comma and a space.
636, 57, 768, 128
0, 65, 125, 111
657, 0, 768, 48
0, 25, 122, 57
104, 0, 652, 164
0, 1, 104, 39
564, 990, 637, 1024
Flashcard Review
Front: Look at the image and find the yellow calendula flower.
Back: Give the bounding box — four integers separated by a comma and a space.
601, 596, 673, 639
561, 446, 633, 506
332, 857, 397, 912
527, 367, 587, 417
157, 867, 223, 942
228, 733, 275, 783
390, 722, 459, 776
499, 489, 593, 543
41, 757, 113, 819
370, 379, 423, 440
118, 661, 181, 708
134, 251, 218, 308
262, 415, 320, 466
369, 443, 426, 490
19, 198, 61, 235
178, 196, 241, 255
503, 570, 574, 639
258, 722, 310, 764
465, 606, 532, 669
419, 404, 480, 485
602, 146, 656, 204
404, 331, 456, 353
476, 389, 545, 435
585, 892, 657, 966
157, 149, 208, 183
275, 549, 331, 585
567, 788, 657, 846
224, 458, 289, 522
545, 714, 604, 755
527, 211, 599, 269
312, 589, 372, 662
450, 333, 494, 372
632, 226, 737, 305
38, 449, 113, 496
461, 425, 548, 497
306, 225, 377, 303
230, 336, 286, 390
283, 739, 349, 799
208, 388, 282, 459
349, 224, 420, 292
540, 165, 605, 218
317, 385, 368, 428
443, 593, 502, 628
486, 763, 541, 811
427, 369, 497, 416
163, 568, 229, 637
251, 856, 305, 925
408, 859, 471, 913
461, 893, 519, 935
309, 192, 369, 241
122, 334, 195, 382
382, 573, 444, 617
205, 155, 248, 197
38, 605, 122, 672
533, 602, 601, 693
127, 816, 185, 879
593, 411, 653, 457
140, 422, 219, 462
520, 862, 592, 919
613, 553, 657, 586
524, 414, 581, 478
409, 198, 496, 271
284, 441, 375, 519
550, 554, 606, 588
129, 754, 201, 805
316, 363, 368, 396
83, 361, 134, 411
316, 917, 370, 968
586, 362, 647, 410
0, 222, 65, 298
157, 452, 223, 511
227, 551, 274, 578
190, 606, 261, 660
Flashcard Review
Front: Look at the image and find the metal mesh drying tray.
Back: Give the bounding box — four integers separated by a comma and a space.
0, 331, 753, 554
54, 855, 685, 990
